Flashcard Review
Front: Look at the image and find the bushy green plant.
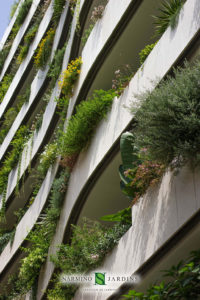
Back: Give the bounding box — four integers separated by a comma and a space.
52, 219, 130, 273
139, 42, 157, 65
58, 89, 116, 163
48, 219, 130, 298
34, 28, 55, 69
48, 45, 66, 86
15, 0, 33, 27
153, 0, 185, 37
47, 280, 77, 300
0, 74, 14, 103
132, 60, 200, 167
123, 250, 200, 299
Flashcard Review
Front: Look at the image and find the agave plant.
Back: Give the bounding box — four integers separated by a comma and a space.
153, 0, 185, 36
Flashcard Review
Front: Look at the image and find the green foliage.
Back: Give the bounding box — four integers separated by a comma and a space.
81, 24, 94, 47
48, 45, 66, 86
48, 219, 130, 298
15, 0, 33, 27
101, 207, 132, 225
34, 28, 55, 69
37, 142, 57, 177
0, 87, 30, 146
53, 0, 66, 24
153, 0, 185, 37
112, 65, 134, 96
18, 170, 70, 293
47, 280, 77, 300
139, 42, 157, 65
10, 0, 20, 19
59, 57, 82, 97
0, 108, 18, 145
17, 23, 39, 63
131, 60, 200, 167
52, 220, 129, 273
0, 230, 15, 254
119, 132, 165, 203
0, 74, 14, 103
0, 45, 11, 71
58, 89, 116, 159
123, 250, 200, 299
0, 126, 29, 196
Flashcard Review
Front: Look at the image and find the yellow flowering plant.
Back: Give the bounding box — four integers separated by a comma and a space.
34, 28, 55, 68
58, 57, 82, 97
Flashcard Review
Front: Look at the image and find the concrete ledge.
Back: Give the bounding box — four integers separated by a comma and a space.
0, 0, 43, 82
0, 1, 54, 120
0, 2, 69, 162
0, 162, 58, 275
74, 166, 200, 299
0, 0, 25, 50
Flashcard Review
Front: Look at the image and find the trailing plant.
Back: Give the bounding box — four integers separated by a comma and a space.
48, 45, 66, 86
139, 42, 157, 65
34, 28, 55, 69
58, 57, 82, 97
0, 74, 14, 103
48, 219, 130, 298
112, 65, 134, 96
58, 89, 116, 168
153, 0, 185, 37
131, 59, 200, 168
123, 249, 200, 299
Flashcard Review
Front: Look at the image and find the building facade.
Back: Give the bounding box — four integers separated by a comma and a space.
0, 0, 200, 299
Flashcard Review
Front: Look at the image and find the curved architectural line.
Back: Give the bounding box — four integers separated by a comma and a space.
36, 0, 200, 297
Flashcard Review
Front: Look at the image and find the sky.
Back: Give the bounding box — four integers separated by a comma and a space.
0, 0, 16, 40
